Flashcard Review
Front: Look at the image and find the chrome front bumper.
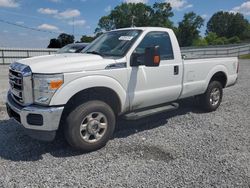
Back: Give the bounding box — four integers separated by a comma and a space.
6, 91, 64, 141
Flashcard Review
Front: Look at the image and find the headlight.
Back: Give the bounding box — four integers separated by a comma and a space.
33, 74, 64, 105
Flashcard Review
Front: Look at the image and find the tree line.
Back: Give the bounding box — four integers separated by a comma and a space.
48, 2, 250, 48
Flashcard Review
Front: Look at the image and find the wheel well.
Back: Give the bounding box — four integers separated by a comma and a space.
210, 72, 227, 88
62, 87, 121, 116
58, 87, 121, 133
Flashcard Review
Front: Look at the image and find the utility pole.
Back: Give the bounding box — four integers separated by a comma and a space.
131, 15, 135, 27
72, 17, 75, 43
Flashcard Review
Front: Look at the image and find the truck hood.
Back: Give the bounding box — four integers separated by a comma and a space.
18, 53, 116, 73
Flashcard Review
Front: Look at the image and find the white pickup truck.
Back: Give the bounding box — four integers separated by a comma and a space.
6, 27, 238, 151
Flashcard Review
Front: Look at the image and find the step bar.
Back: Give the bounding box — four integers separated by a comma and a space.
123, 103, 179, 120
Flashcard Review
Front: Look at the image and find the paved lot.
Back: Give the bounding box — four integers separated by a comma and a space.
0, 60, 250, 187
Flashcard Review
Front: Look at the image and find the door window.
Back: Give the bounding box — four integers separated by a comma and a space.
134, 31, 174, 60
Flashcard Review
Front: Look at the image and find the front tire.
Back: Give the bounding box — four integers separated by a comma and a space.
64, 100, 116, 152
199, 81, 223, 112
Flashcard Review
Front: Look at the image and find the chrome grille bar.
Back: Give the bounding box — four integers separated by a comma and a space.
9, 68, 23, 104
9, 62, 32, 106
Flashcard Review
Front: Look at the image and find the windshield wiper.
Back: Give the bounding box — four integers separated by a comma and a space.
86, 51, 103, 57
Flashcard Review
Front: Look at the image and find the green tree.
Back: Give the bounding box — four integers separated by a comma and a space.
177, 12, 204, 47
207, 11, 249, 40
48, 33, 74, 48
151, 2, 173, 27
97, 3, 153, 31
47, 38, 61, 48
228, 36, 241, 44
81, 35, 95, 43
205, 32, 229, 45
205, 32, 219, 45
95, 16, 115, 33
242, 24, 250, 41
192, 37, 208, 47
96, 2, 174, 32
58, 33, 74, 47
214, 37, 228, 45
200, 32, 241, 46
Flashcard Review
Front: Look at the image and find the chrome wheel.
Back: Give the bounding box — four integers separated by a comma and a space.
210, 88, 221, 106
80, 112, 108, 143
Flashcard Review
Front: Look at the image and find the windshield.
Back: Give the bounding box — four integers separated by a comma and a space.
82, 29, 142, 57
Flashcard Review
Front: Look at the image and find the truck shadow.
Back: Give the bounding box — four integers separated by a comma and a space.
0, 98, 204, 162
115, 98, 203, 138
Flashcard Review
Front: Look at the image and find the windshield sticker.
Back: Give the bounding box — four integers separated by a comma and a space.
119, 36, 134, 41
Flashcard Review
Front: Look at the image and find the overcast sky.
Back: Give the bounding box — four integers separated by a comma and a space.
0, 0, 249, 48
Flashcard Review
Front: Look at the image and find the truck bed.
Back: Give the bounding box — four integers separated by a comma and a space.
180, 57, 238, 99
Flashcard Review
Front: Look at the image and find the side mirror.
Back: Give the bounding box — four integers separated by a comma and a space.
130, 53, 144, 67
130, 46, 161, 67
145, 46, 161, 67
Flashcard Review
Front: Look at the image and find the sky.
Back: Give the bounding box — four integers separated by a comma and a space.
0, 0, 249, 48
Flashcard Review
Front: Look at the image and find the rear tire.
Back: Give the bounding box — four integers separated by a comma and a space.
64, 100, 115, 152
199, 81, 223, 112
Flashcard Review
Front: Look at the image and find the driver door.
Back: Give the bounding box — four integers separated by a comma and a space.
128, 31, 183, 110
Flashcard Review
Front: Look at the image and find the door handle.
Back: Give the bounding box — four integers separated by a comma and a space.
174, 66, 179, 75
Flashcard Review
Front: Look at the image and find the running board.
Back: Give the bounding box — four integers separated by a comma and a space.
123, 103, 179, 120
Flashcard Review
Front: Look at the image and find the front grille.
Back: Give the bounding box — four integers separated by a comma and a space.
9, 69, 24, 103
9, 62, 32, 106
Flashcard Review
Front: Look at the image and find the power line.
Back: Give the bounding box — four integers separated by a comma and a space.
0, 19, 59, 34
0, 19, 84, 36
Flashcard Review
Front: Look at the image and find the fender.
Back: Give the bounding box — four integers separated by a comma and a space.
50, 75, 129, 113
204, 64, 228, 91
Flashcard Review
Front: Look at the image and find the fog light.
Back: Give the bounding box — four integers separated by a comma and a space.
27, 114, 43, 126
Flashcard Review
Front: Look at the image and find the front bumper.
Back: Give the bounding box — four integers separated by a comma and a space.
6, 91, 64, 141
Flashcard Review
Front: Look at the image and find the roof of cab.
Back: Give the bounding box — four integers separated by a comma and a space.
109, 27, 173, 33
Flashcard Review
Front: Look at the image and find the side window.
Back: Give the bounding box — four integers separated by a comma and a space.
134, 31, 174, 60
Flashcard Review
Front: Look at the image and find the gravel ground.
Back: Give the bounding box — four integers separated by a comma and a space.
0, 60, 250, 187
0, 65, 8, 106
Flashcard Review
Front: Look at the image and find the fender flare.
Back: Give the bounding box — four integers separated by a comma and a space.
50, 75, 128, 112
204, 65, 228, 90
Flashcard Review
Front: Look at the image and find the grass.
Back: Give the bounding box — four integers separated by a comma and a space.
239, 54, 250, 59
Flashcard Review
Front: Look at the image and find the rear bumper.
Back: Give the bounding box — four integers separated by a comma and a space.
6, 91, 64, 141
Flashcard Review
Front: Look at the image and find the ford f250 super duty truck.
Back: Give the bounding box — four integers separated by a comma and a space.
6, 27, 238, 151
